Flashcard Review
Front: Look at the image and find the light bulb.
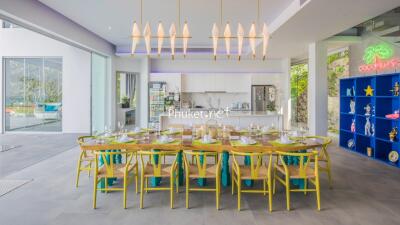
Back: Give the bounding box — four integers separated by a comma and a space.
182, 22, 190, 58
223, 22, 231, 58
262, 23, 269, 60
237, 23, 244, 61
143, 22, 152, 55
249, 22, 257, 59
157, 22, 165, 56
212, 23, 219, 60
169, 23, 177, 60
131, 21, 141, 55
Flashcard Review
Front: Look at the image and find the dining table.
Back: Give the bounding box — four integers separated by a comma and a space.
79, 130, 325, 189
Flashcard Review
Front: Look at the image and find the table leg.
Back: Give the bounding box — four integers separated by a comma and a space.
221, 151, 230, 187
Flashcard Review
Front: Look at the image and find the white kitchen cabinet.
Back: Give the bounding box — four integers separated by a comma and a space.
150, 73, 181, 93
182, 73, 250, 93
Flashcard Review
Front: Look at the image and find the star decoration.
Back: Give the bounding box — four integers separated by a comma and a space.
364, 85, 374, 96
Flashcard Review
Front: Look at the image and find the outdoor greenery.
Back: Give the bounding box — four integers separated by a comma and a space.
290, 49, 349, 132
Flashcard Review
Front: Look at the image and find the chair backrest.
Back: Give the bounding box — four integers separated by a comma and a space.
276, 151, 319, 178
231, 151, 272, 179
77, 136, 95, 157
183, 151, 221, 177
305, 136, 332, 159
93, 150, 134, 177
138, 150, 179, 176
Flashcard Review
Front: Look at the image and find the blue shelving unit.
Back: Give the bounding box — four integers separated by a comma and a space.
340, 73, 400, 168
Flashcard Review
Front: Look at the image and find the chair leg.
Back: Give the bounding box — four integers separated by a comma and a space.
216, 175, 220, 210
268, 176, 272, 212
145, 177, 148, 193
231, 170, 235, 195
285, 176, 290, 211
92, 176, 98, 209
75, 158, 82, 188
237, 179, 241, 211
104, 178, 108, 193
304, 178, 307, 195
316, 177, 321, 211
186, 173, 190, 209
176, 173, 179, 193
327, 165, 333, 189
123, 175, 128, 209
140, 175, 144, 209
170, 176, 174, 209
88, 162, 92, 177
272, 167, 277, 195
263, 179, 267, 196
135, 166, 139, 194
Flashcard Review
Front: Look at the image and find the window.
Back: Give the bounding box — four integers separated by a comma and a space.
4, 58, 62, 132
290, 63, 308, 128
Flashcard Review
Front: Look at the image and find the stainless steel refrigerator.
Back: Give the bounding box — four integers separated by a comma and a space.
251, 85, 276, 112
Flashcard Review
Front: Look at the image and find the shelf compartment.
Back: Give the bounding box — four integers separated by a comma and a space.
355, 115, 374, 136
375, 73, 400, 96
374, 118, 399, 141
375, 139, 398, 162
356, 77, 375, 96
355, 134, 373, 155
340, 114, 355, 131
375, 97, 399, 118
340, 78, 355, 97
340, 97, 356, 114
339, 131, 355, 150
355, 97, 375, 115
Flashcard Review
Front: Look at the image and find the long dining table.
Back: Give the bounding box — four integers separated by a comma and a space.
79, 131, 325, 188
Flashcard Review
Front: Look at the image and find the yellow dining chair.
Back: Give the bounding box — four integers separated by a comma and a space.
92, 150, 138, 209
273, 150, 321, 211
76, 136, 96, 187
306, 136, 333, 188
231, 151, 273, 212
138, 150, 179, 209
183, 151, 222, 209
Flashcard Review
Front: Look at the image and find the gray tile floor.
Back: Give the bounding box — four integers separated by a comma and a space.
0, 137, 400, 225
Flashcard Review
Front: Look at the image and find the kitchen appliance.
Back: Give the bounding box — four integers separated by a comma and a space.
251, 85, 276, 112
148, 81, 167, 129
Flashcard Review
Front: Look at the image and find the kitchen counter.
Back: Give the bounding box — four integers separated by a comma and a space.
159, 109, 283, 130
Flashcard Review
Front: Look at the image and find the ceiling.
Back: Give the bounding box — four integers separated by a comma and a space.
38, 0, 400, 59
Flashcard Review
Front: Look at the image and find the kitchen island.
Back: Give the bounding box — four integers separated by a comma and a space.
159, 109, 283, 130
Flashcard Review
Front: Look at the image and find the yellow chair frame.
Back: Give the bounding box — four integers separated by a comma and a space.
76, 136, 96, 187
183, 151, 222, 210
92, 150, 138, 209
273, 150, 320, 211
138, 150, 179, 209
231, 151, 273, 212
307, 136, 333, 188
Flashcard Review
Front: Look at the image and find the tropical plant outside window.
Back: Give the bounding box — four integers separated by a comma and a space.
290, 49, 349, 133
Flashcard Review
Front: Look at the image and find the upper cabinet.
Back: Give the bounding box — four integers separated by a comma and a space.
181, 73, 250, 93
150, 73, 181, 93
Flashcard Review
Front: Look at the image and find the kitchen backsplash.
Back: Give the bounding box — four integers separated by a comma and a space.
181, 92, 250, 109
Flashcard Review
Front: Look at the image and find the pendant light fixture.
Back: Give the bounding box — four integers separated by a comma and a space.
130, 0, 191, 59
210, 0, 270, 60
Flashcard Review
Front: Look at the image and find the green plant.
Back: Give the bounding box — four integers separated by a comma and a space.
266, 101, 276, 111
121, 96, 129, 104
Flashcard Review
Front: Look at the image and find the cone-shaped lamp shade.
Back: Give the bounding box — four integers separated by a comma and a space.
223, 23, 231, 58
249, 22, 257, 58
143, 22, 152, 55
182, 22, 190, 57
262, 23, 269, 60
131, 22, 141, 55
157, 22, 165, 56
169, 23, 177, 59
237, 23, 244, 60
212, 23, 219, 60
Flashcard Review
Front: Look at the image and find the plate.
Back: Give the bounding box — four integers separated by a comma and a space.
202, 139, 217, 144
241, 140, 257, 145
117, 137, 134, 143
277, 140, 294, 145
158, 138, 175, 144
388, 150, 399, 163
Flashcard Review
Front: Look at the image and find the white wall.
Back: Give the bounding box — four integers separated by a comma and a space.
0, 26, 91, 133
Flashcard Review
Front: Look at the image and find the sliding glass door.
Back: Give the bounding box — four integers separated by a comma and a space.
4, 57, 62, 132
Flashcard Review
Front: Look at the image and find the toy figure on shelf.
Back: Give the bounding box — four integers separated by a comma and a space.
351, 119, 356, 133
349, 99, 355, 114
364, 103, 371, 116
364, 85, 374, 96
385, 110, 400, 119
365, 117, 372, 136
389, 127, 398, 142
390, 82, 400, 96
371, 124, 375, 136
346, 86, 355, 96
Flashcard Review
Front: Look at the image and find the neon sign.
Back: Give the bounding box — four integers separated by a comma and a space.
359, 43, 400, 73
